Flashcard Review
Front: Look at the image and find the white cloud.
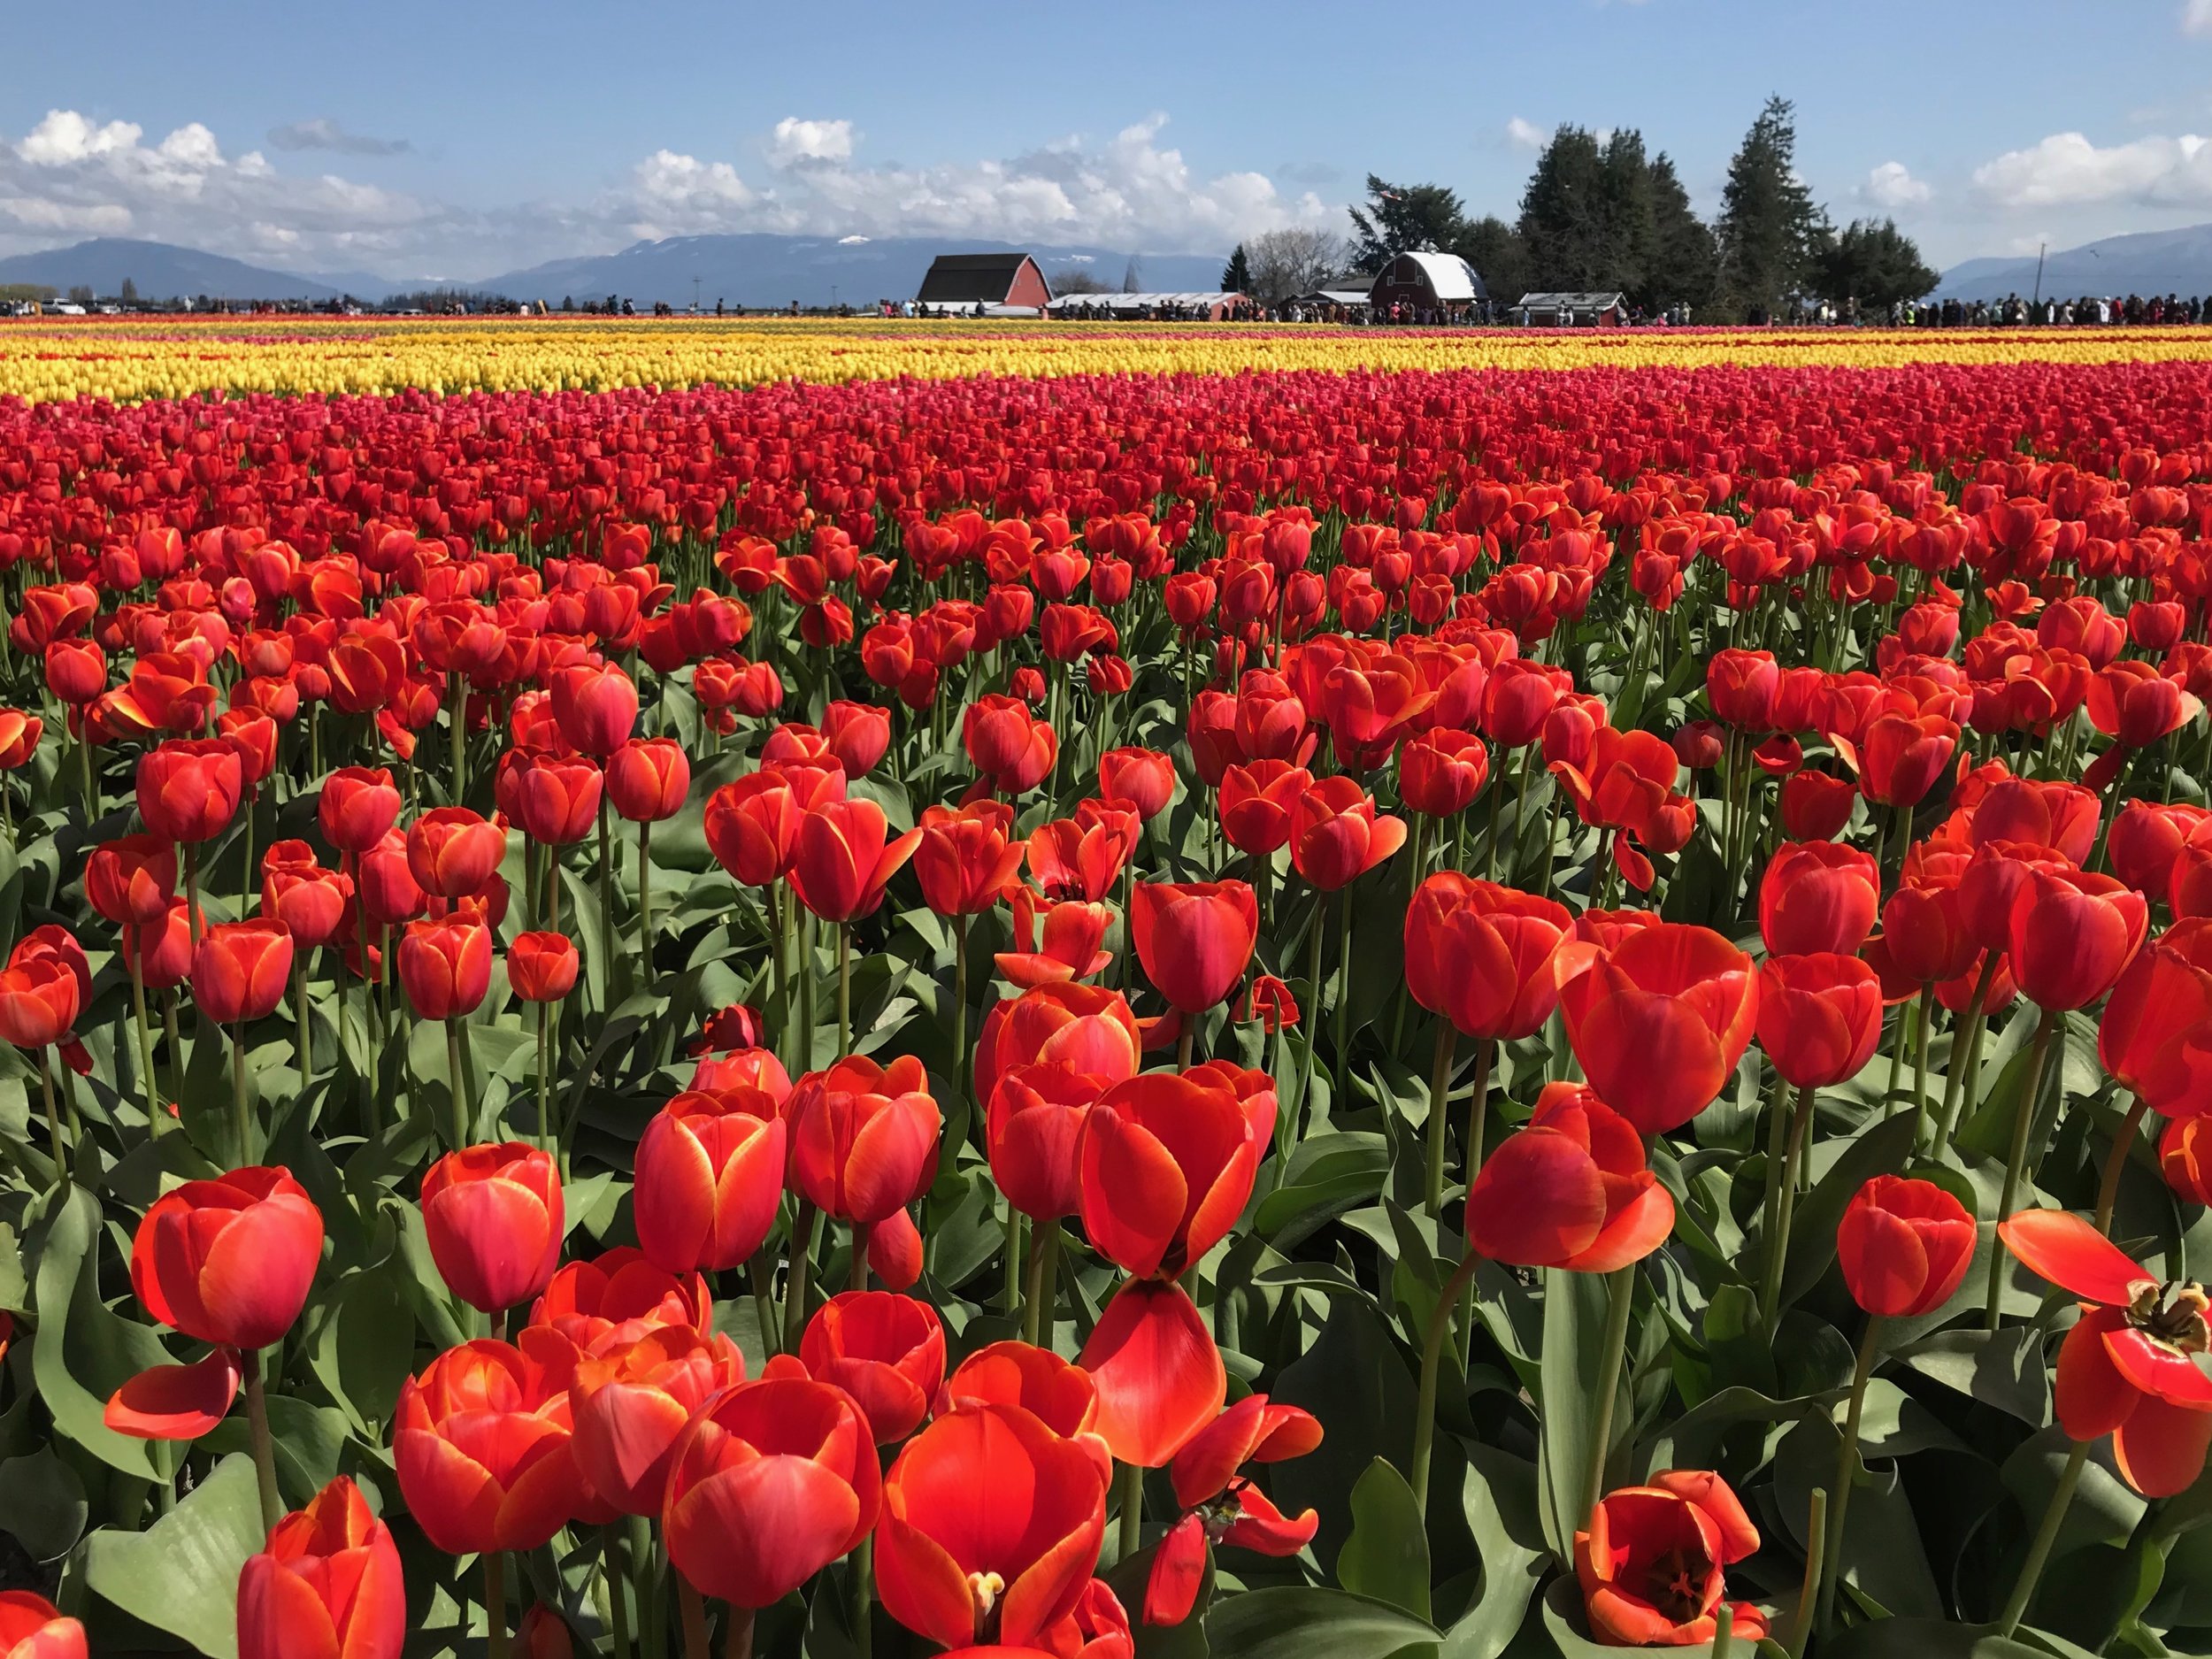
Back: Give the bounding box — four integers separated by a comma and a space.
768, 118, 856, 168
837, 234, 869, 244
2185, 0, 2212, 36
19, 111, 142, 166
1863, 160, 1932, 208
1505, 117, 1550, 151
1973, 130, 2212, 207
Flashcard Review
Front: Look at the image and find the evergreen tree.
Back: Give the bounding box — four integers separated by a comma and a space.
1517, 126, 1613, 292
1462, 216, 1531, 309
1222, 244, 1253, 294
1816, 219, 1939, 311
1715, 96, 1826, 321
1646, 153, 1718, 313
1348, 175, 1470, 273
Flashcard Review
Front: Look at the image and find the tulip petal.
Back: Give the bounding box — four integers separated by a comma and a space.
2055, 1309, 2140, 1441
2000, 1210, 2155, 1307
2102, 1325, 2212, 1411
1144, 1514, 1209, 1626
2112, 1392, 2212, 1498
1467, 1126, 1608, 1268
670, 1454, 862, 1609
1080, 1111, 1189, 1280
104, 1348, 242, 1440
1079, 1279, 1225, 1468
236, 1553, 344, 1659
873, 1511, 979, 1649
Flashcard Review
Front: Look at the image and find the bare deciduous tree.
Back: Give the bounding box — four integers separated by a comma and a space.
1246, 228, 1348, 303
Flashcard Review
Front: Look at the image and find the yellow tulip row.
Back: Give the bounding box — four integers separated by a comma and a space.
7, 315, 2212, 405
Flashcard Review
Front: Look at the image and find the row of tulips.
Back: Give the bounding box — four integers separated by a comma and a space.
2, 358, 2212, 1659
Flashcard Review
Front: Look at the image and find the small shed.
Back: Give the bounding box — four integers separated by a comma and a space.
1045, 292, 1246, 320
1367, 250, 1484, 317
1515, 291, 1627, 327
916, 252, 1051, 311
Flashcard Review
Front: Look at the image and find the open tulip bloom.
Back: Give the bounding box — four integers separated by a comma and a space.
15, 320, 2212, 1659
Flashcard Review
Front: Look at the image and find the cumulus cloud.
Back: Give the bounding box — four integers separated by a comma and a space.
1863, 161, 1932, 208
1972, 130, 2212, 207
267, 119, 411, 157
2185, 0, 2212, 36
618, 113, 1329, 250
768, 119, 856, 168
1505, 117, 1551, 151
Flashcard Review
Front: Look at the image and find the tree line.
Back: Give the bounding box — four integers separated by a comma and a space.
1221, 96, 1938, 319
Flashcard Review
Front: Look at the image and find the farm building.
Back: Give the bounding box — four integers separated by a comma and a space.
1515, 291, 1627, 326
1366, 250, 1485, 318
915, 252, 1051, 312
1045, 291, 1248, 320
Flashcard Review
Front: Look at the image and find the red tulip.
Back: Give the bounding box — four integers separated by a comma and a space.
787, 797, 921, 923
191, 920, 295, 1025
1877, 879, 1979, 987
508, 932, 580, 1002
1854, 712, 1958, 808
2101, 920, 2212, 1118
130, 1167, 323, 1349
0, 1594, 85, 1659
260, 841, 353, 948
570, 1325, 746, 1514
1576, 1471, 1768, 1646
1838, 1175, 1975, 1317
1397, 728, 1490, 818
822, 701, 893, 778
394, 1339, 582, 1554
606, 736, 690, 822
787, 1055, 941, 1226
940, 1340, 1101, 1444
1467, 1083, 1675, 1271
1403, 874, 1571, 1041
1079, 1071, 1257, 1279
86, 833, 178, 927
511, 753, 604, 847
2008, 866, 2147, 1010
551, 661, 639, 756
994, 890, 1116, 988
703, 765, 836, 887
634, 1087, 786, 1272
914, 801, 1025, 916
1078, 1278, 1225, 1468
1755, 953, 1885, 1089
1027, 805, 1137, 903
875, 1403, 1107, 1651
1129, 881, 1258, 1014
1557, 924, 1759, 1133
661, 1374, 881, 1608
318, 766, 402, 854
236, 1476, 406, 1659
421, 1142, 565, 1312
396, 911, 494, 1020
800, 1290, 947, 1443
405, 807, 508, 899
0, 955, 80, 1050
2159, 1115, 2212, 1206
1288, 774, 1407, 890
1779, 769, 1856, 841
2000, 1210, 2212, 1495
1098, 747, 1175, 820
136, 737, 242, 842
1758, 841, 1878, 958
526, 1247, 711, 1367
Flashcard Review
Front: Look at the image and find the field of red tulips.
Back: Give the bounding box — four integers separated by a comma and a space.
3, 354, 2212, 1659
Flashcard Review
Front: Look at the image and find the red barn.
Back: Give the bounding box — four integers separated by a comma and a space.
915, 252, 1050, 312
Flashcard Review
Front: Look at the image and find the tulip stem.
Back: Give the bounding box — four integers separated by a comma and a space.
1333, 888, 1355, 1104
451, 688, 467, 807
639, 819, 657, 991
783, 1201, 818, 1355
2096, 1093, 2151, 1237
230, 1021, 252, 1166
1411, 1246, 1486, 1519
1295, 897, 1326, 1139
1816, 1316, 1884, 1639
951, 910, 971, 1107
484, 1548, 508, 1659
722, 1603, 753, 1659
797, 910, 816, 1074
163, 989, 185, 1112
1984, 1008, 2060, 1329
128, 949, 160, 1134
603, 1526, 634, 1659
1710, 1601, 1736, 1659
1761, 1083, 1818, 1332
1023, 1217, 1061, 1349
1580, 1264, 1636, 1530
1118, 1460, 1144, 1562
536, 999, 553, 1154
38, 1050, 65, 1185
243, 1356, 282, 1535
183, 841, 203, 949
747, 1254, 779, 1357
597, 796, 617, 1009
1903, 985, 1934, 1143
292, 960, 312, 1094
836, 923, 852, 1061
850, 1534, 873, 1659
1932, 956, 1999, 1154
2000, 1437, 2088, 1636
1423, 1021, 1456, 1217
678, 1578, 711, 1659
1786, 1487, 1826, 1659
1462, 1037, 1494, 1196
445, 1017, 472, 1148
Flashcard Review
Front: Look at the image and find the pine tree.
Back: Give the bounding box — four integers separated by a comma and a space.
1222, 244, 1253, 295
1816, 219, 1939, 311
1715, 96, 1826, 322
1347, 176, 1470, 273
1462, 216, 1531, 309
1517, 127, 1612, 292
1646, 153, 1718, 313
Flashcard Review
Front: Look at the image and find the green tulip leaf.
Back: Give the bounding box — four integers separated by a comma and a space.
81, 1451, 264, 1659
1202, 1586, 1439, 1659
1338, 1455, 1432, 1621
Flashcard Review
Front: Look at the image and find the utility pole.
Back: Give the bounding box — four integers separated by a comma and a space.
692, 275, 701, 314
2031, 242, 2047, 307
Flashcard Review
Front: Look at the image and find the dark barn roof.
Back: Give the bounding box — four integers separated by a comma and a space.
916, 252, 1040, 304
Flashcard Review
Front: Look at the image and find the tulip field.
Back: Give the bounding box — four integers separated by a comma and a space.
5, 331, 2212, 1659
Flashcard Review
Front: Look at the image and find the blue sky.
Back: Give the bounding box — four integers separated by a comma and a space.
8, 0, 2212, 280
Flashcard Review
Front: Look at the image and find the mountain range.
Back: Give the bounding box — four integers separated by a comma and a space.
1932, 223, 2212, 302
0, 235, 1227, 308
